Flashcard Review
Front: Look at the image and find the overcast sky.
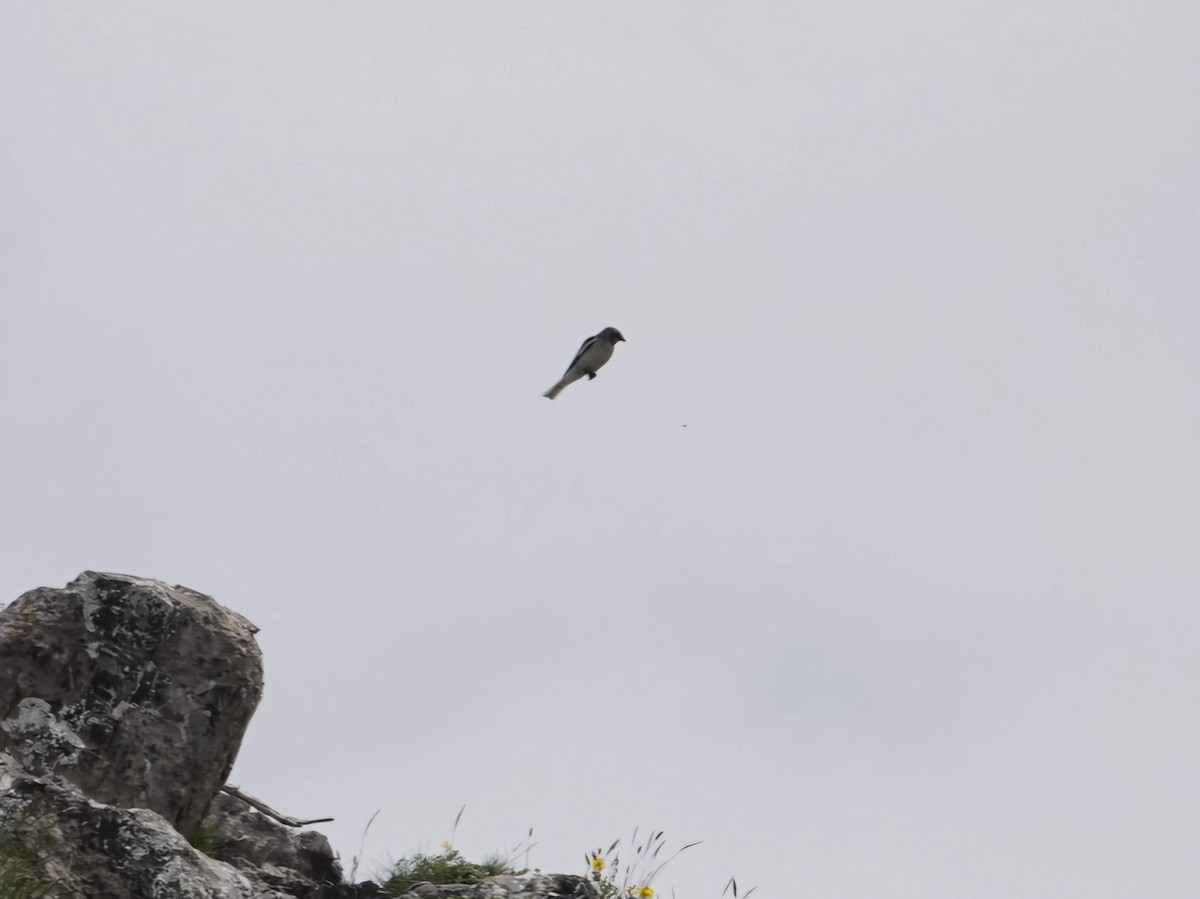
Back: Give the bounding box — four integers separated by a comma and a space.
2, 4, 1198, 897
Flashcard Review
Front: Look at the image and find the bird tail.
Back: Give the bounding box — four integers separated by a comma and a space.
544, 369, 583, 399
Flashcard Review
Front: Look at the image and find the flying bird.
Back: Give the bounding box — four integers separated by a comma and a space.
543, 327, 626, 399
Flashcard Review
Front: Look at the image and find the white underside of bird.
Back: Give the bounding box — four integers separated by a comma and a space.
543, 327, 625, 399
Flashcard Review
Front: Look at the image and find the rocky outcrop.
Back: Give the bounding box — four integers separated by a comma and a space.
0, 571, 263, 835
0, 572, 593, 899
0, 572, 285, 897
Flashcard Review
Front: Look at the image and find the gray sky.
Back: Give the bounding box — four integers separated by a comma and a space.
2, 3, 1198, 896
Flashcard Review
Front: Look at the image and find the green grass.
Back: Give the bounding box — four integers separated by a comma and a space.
187, 821, 224, 859
0, 833, 58, 899
378, 846, 519, 896
375, 806, 532, 897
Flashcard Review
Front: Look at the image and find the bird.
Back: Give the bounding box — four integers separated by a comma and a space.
542, 327, 626, 399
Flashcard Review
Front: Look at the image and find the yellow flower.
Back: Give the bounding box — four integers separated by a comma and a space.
591, 856, 607, 872
634, 887, 654, 898
440, 841, 454, 851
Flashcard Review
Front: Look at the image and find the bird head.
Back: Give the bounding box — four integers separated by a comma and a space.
601, 327, 626, 343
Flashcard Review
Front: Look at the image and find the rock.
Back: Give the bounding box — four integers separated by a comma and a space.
309, 883, 389, 899
203, 789, 342, 897
390, 874, 600, 899
0, 752, 292, 899
0, 571, 263, 835
0, 573, 600, 899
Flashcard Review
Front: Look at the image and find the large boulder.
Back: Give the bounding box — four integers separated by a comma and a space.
0, 571, 264, 835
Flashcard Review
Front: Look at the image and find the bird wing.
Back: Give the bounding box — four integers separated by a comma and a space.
565, 334, 600, 371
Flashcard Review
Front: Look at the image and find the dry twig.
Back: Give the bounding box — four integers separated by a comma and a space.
220, 784, 334, 827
